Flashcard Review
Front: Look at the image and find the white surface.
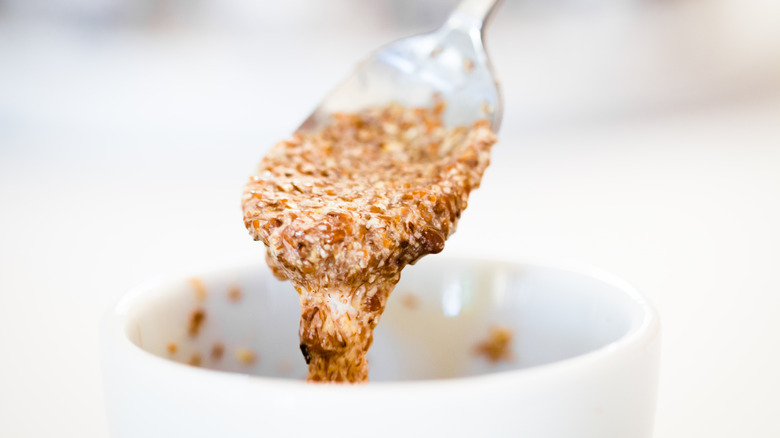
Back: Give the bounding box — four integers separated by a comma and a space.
1, 11, 780, 438
102, 257, 659, 438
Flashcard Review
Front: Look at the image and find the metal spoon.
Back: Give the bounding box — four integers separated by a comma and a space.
298, 0, 504, 133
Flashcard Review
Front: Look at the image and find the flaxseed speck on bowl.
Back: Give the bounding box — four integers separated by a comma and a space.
187, 308, 206, 337
475, 325, 514, 363
242, 103, 496, 382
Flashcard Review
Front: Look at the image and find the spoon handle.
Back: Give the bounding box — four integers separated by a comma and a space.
448, 0, 504, 33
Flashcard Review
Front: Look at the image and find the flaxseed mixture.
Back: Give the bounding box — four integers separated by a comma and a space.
242, 103, 496, 382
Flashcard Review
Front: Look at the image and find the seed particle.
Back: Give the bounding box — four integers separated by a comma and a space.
236, 348, 257, 365
188, 309, 206, 337
227, 285, 242, 302
211, 342, 224, 361
188, 353, 202, 367
400, 293, 419, 310
475, 325, 514, 363
188, 277, 207, 301
420, 228, 445, 254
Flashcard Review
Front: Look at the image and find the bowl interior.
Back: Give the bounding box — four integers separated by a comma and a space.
122, 257, 646, 381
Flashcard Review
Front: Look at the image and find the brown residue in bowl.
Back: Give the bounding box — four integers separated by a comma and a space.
188, 308, 206, 337
188, 277, 208, 301
236, 348, 257, 365
210, 342, 224, 361
227, 285, 242, 302
188, 353, 202, 367
400, 293, 420, 310
474, 325, 514, 363
166, 342, 178, 355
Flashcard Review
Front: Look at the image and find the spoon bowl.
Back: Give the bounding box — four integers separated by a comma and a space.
299, 0, 504, 133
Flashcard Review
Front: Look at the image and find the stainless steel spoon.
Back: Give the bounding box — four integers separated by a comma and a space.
298, 0, 504, 133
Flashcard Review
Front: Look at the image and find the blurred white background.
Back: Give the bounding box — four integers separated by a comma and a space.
1, 0, 779, 436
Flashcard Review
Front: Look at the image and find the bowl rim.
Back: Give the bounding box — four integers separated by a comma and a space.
102, 255, 660, 394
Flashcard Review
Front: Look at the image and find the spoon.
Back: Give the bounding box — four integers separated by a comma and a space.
298, 0, 504, 133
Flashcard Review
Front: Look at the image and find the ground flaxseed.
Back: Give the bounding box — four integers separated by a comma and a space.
475, 325, 514, 363
227, 285, 243, 302
242, 103, 496, 382
188, 353, 202, 367
236, 347, 257, 365
187, 308, 206, 337
188, 277, 207, 301
210, 342, 224, 361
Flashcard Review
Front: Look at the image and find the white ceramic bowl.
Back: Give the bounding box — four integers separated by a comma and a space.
101, 256, 660, 438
